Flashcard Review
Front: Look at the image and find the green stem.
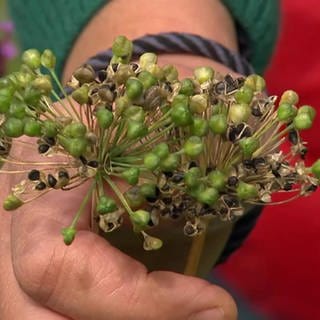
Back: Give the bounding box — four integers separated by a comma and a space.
70, 180, 96, 228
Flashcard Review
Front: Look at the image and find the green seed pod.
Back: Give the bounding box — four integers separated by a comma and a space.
121, 167, 140, 185
160, 153, 180, 172
172, 94, 188, 106
207, 170, 226, 191
112, 35, 133, 61
179, 78, 195, 96
61, 227, 76, 245
31, 75, 52, 95
22, 87, 41, 106
40, 49, 56, 69
42, 120, 58, 137
125, 186, 145, 209
293, 113, 313, 130
236, 181, 258, 200
96, 195, 117, 214
126, 121, 148, 139
22, 49, 41, 69
14, 71, 35, 88
298, 105, 316, 121
279, 90, 299, 105
73, 65, 95, 84
197, 187, 219, 206
184, 167, 202, 188
125, 78, 144, 100
139, 52, 158, 69
244, 74, 266, 92
189, 94, 208, 114
3, 117, 24, 137
194, 66, 214, 84
171, 102, 193, 126
124, 105, 145, 122
3, 194, 23, 211
311, 159, 320, 178
24, 119, 42, 137
188, 182, 206, 198
277, 103, 297, 123
209, 114, 228, 134
72, 85, 89, 104
8, 100, 27, 119
0, 87, 14, 114
145, 63, 164, 79
183, 136, 204, 158
144, 152, 160, 170
162, 64, 178, 82
140, 183, 158, 199
62, 137, 88, 158
143, 234, 163, 251
114, 64, 135, 84
131, 210, 150, 227
138, 70, 157, 89
234, 86, 254, 104
229, 103, 250, 124
190, 117, 209, 137
115, 95, 131, 114
239, 137, 260, 158
96, 108, 114, 129
63, 122, 87, 138
153, 143, 169, 159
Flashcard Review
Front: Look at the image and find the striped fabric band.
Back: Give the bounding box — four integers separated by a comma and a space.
86, 32, 255, 76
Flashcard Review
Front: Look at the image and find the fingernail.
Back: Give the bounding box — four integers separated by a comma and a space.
191, 308, 225, 320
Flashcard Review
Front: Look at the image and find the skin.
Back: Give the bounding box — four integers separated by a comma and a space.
1, 0, 240, 319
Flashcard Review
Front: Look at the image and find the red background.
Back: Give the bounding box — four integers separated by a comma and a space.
218, 1, 320, 319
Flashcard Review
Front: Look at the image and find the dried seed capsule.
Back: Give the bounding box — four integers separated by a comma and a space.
184, 221, 198, 237
38, 143, 50, 154
143, 234, 163, 251
171, 172, 185, 184
28, 169, 40, 181
227, 176, 239, 187
35, 181, 46, 190
251, 105, 263, 117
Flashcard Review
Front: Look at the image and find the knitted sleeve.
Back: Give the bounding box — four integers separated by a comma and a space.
8, 0, 279, 77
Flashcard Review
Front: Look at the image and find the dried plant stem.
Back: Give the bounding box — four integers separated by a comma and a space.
184, 222, 208, 276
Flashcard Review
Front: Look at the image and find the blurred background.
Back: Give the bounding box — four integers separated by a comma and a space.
1, 0, 320, 319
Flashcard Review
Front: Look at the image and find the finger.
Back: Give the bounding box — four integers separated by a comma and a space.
11, 190, 237, 320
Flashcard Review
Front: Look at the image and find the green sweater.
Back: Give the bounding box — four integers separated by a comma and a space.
9, 0, 279, 77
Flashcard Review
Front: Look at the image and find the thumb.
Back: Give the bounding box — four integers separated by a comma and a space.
12, 218, 236, 320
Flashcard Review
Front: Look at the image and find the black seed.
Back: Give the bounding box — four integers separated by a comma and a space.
38, 144, 50, 154
161, 184, 170, 192
306, 184, 318, 192
155, 187, 160, 197
289, 130, 298, 145
35, 181, 46, 190
219, 207, 228, 215
227, 176, 239, 186
111, 63, 119, 72
107, 222, 114, 229
164, 81, 173, 93
28, 169, 40, 181
163, 171, 173, 178
171, 172, 184, 183
58, 170, 69, 180
169, 206, 181, 219
43, 136, 56, 146
300, 147, 308, 159
272, 169, 281, 178
188, 161, 198, 169
236, 123, 245, 134
80, 155, 87, 165
146, 196, 158, 203
147, 219, 155, 227
214, 81, 226, 94
252, 105, 263, 117
224, 74, 234, 85
241, 127, 252, 138
87, 160, 99, 168
253, 157, 266, 167
283, 183, 293, 191
243, 159, 254, 169
91, 87, 99, 95
106, 82, 116, 92
224, 197, 239, 208
129, 62, 139, 72
205, 167, 213, 175
228, 127, 237, 142
47, 174, 57, 187
98, 70, 107, 82
162, 197, 172, 205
